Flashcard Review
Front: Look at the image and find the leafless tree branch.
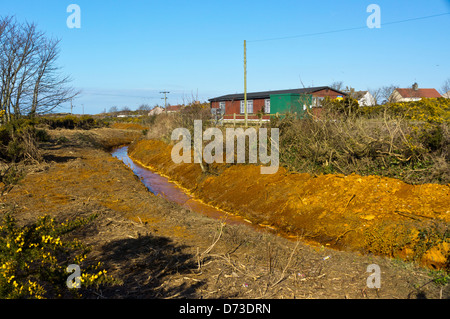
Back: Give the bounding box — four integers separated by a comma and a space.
0, 16, 79, 122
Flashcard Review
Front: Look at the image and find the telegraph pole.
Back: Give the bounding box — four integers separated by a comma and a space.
244, 40, 248, 128
160, 91, 170, 112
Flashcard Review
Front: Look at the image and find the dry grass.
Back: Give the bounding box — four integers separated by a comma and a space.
47, 127, 143, 150
110, 122, 148, 131
146, 105, 212, 143
272, 113, 449, 184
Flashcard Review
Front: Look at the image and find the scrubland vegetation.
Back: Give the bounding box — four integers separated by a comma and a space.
274, 97, 449, 184
145, 97, 449, 185
0, 114, 143, 298
1, 94, 449, 298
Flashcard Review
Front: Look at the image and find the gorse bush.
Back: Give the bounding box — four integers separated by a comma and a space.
360, 98, 450, 123
40, 115, 107, 130
271, 98, 449, 184
0, 211, 117, 298
387, 98, 450, 124
0, 119, 48, 162
0, 164, 24, 196
321, 96, 361, 119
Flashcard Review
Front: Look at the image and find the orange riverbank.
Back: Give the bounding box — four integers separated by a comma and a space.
128, 139, 450, 269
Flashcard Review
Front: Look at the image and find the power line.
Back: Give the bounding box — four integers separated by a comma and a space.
82, 92, 157, 99
248, 12, 450, 43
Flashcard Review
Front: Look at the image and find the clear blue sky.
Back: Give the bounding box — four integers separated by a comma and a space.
1, 0, 450, 114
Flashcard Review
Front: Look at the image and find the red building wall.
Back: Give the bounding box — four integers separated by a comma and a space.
312, 88, 344, 99
211, 89, 344, 116
212, 99, 265, 114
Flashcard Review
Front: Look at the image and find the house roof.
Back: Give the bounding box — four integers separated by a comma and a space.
395, 88, 441, 99
166, 104, 184, 112
209, 86, 346, 102
148, 106, 164, 115
352, 91, 369, 100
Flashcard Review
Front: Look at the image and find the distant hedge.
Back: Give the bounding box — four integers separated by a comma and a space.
40, 115, 108, 130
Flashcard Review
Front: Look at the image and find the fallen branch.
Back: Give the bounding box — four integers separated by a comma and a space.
270, 240, 300, 288
197, 222, 225, 270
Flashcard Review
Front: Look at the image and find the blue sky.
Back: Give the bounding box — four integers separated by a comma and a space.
1, 0, 450, 114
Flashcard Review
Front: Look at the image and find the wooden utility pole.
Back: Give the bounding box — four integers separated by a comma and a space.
160, 91, 170, 112
244, 40, 248, 128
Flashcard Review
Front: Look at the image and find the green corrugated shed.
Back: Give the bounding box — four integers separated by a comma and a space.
269, 93, 312, 118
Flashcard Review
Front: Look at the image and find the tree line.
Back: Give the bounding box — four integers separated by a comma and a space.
0, 16, 78, 123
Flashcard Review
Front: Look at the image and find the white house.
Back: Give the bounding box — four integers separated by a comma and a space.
390, 83, 442, 102
442, 91, 450, 99
353, 91, 376, 106
148, 106, 164, 116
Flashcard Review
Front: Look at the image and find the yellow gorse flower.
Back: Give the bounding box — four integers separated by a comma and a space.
41, 235, 62, 246
1, 212, 114, 298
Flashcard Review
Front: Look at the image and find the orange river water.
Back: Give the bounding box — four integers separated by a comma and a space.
111, 146, 278, 234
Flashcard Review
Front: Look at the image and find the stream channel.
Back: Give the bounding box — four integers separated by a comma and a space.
111, 146, 276, 233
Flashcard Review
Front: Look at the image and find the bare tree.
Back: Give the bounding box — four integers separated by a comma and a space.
368, 88, 382, 105
440, 78, 450, 96
138, 104, 151, 112
108, 106, 118, 113
12, 23, 44, 117
329, 81, 344, 92
0, 16, 78, 122
28, 37, 79, 116
379, 84, 399, 104
0, 17, 21, 122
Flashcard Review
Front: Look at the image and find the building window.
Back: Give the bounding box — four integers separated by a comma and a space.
313, 96, 324, 107
240, 100, 253, 114
219, 101, 226, 114
264, 99, 270, 113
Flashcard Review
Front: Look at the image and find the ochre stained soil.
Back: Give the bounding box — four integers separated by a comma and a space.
1, 128, 448, 299
128, 139, 450, 270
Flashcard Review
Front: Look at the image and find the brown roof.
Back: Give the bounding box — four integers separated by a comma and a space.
396, 88, 441, 98
209, 86, 347, 102
166, 104, 184, 112
352, 91, 368, 100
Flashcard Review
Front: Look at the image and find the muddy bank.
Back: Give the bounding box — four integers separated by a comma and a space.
128, 139, 450, 270
112, 146, 264, 229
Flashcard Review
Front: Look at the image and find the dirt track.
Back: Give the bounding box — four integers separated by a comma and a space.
1, 128, 449, 299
